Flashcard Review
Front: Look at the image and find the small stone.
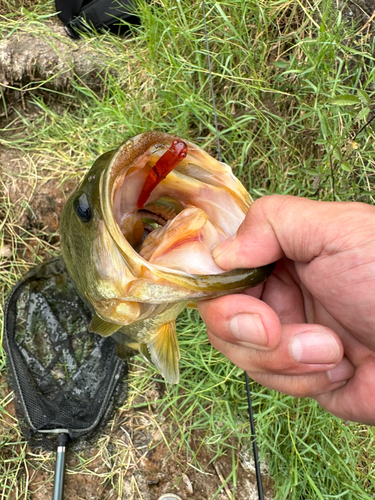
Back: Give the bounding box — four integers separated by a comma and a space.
183, 473, 193, 494
0, 245, 12, 258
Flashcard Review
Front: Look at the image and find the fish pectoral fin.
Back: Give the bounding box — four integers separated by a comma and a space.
89, 314, 121, 337
139, 343, 152, 364
147, 321, 180, 384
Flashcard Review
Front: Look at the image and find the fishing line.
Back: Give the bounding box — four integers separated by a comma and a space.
201, 0, 222, 162
201, 2, 264, 498
245, 372, 264, 499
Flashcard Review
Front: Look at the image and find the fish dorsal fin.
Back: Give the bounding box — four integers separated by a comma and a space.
147, 321, 180, 384
89, 314, 121, 337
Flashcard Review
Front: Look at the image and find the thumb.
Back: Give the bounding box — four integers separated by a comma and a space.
212, 195, 354, 270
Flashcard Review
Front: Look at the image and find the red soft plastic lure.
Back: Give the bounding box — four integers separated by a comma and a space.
137, 140, 188, 209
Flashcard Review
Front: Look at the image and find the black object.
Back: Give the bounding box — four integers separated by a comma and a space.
3, 258, 128, 499
55, 0, 141, 39
245, 373, 264, 499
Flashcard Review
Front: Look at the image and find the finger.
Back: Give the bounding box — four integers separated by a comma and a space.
212, 195, 373, 270
247, 357, 354, 398
206, 321, 343, 376
257, 259, 307, 324
198, 294, 282, 351
243, 259, 309, 325
316, 358, 375, 424
199, 294, 343, 374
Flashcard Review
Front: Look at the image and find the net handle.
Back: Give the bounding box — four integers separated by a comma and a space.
52, 432, 69, 500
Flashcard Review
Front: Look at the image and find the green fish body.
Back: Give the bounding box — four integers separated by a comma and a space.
60, 132, 273, 383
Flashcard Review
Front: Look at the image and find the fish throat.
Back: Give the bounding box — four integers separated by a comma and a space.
112, 141, 187, 254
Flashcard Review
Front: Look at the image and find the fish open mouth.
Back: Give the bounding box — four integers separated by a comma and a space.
110, 134, 251, 276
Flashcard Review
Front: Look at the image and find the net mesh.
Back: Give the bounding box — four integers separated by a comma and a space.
3, 258, 128, 451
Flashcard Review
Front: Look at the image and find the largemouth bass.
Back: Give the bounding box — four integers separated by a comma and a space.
60, 131, 273, 383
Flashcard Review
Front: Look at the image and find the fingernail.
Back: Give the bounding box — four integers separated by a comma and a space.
327, 357, 354, 383
229, 313, 268, 348
291, 330, 340, 364
212, 233, 236, 260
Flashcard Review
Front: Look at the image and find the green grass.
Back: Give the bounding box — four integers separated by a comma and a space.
1, 0, 375, 498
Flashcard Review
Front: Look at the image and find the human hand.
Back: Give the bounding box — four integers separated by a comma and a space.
198, 195, 375, 425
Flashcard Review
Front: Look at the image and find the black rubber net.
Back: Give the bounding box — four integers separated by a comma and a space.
3, 258, 128, 451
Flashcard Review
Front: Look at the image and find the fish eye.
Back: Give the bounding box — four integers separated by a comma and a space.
74, 193, 92, 223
